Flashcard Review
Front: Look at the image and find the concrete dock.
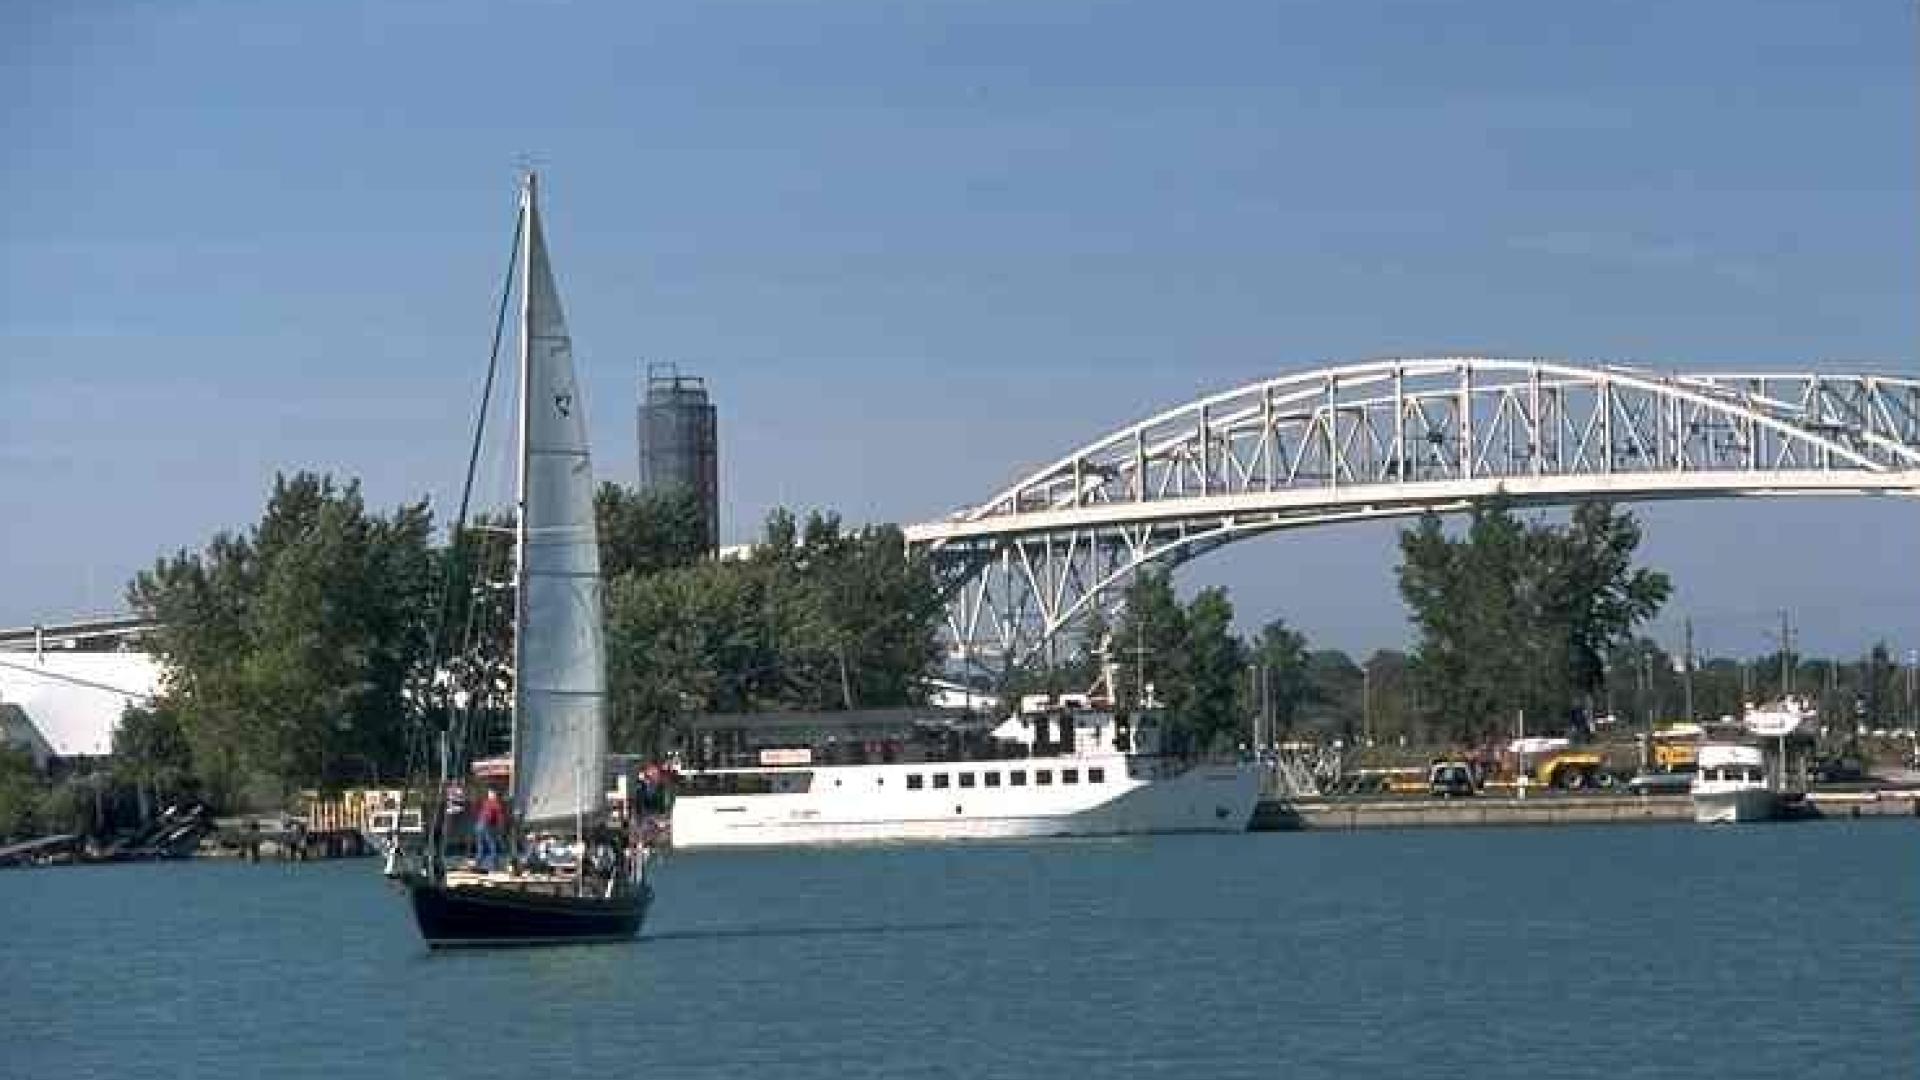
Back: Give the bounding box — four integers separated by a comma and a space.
1251, 789, 1920, 831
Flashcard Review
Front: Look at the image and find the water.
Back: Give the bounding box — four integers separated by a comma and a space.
4, 821, 1915, 1080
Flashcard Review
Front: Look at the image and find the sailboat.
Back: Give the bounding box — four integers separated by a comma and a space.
403, 172, 653, 947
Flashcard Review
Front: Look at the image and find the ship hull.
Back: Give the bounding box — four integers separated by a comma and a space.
1692, 787, 1778, 824
407, 878, 651, 948
670, 757, 1262, 849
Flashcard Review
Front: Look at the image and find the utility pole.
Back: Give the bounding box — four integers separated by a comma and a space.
1863, 648, 1876, 726
1516, 708, 1529, 800
1682, 617, 1696, 723
1906, 649, 1917, 766
1779, 609, 1794, 696
1248, 663, 1273, 753
1248, 664, 1261, 752
1638, 649, 1653, 729
1641, 649, 1655, 770
1122, 607, 1151, 711
1907, 649, 1917, 727
1362, 661, 1372, 749
1266, 664, 1276, 748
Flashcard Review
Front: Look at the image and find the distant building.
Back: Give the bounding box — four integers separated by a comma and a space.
0, 650, 161, 768
637, 363, 719, 552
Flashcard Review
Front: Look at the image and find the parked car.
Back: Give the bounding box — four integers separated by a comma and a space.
1625, 770, 1693, 795
1811, 757, 1867, 784
1428, 761, 1477, 798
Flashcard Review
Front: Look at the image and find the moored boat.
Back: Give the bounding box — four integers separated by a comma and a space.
1691, 743, 1776, 824
1741, 695, 1818, 740
669, 675, 1262, 849
363, 806, 424, 860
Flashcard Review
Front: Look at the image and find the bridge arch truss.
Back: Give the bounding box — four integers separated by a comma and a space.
903, 359, 1920, 672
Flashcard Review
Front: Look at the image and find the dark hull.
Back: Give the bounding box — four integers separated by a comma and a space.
407, 878, 651, 948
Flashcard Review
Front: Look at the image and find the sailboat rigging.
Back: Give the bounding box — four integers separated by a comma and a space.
399, 172, 654, 948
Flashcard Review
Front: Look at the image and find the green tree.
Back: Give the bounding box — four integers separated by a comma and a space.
1177, 588, 1246, 752
1550, 502, 1673, 707
128, 472, 438, 799
1396, 506, 1522, 741
1604, 637, 1681, 732
1690, 657, 1748, 723
1397, 499, 1670, 743
1359, 649, 1414, 745
606, 558, 768, 753
1244, 617, 1311, 738
1111, 569, 1186, 711
739, 513, 942, 712
1110, 571, 1247, 752
0, 742, 46, 841
1302, 649, 1364, 739
113, 701, 194, 823
602, 508, 942, 752
127, 532, 256, 802
596, 483, 709, 579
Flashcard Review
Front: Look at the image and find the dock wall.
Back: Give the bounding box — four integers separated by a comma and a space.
1251, 791, 1920, 831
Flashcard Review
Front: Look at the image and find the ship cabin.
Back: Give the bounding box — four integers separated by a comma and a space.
672, 698, 1172, 797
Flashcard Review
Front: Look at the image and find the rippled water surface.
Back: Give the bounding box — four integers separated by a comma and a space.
4, 820, 1915, 1079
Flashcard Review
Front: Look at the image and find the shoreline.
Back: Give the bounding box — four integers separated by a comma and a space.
1252, 789, 1920, 831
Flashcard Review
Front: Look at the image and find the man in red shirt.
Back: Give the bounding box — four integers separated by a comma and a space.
474, 789, 506, 872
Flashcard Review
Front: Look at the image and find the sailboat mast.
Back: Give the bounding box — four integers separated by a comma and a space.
508, 171, 536, 812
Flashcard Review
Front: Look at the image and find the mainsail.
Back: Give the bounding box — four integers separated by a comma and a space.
510, 174, 607, 827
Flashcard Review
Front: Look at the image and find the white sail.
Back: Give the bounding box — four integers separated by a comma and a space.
510, 174, 607, 828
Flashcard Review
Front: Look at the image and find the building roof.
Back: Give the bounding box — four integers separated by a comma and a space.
684, 707, 984, 737
0, 651, 161, 760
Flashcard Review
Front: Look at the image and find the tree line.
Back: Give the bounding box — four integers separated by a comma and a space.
29, 470, 942, 824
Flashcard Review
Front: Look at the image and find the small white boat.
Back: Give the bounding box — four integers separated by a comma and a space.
1691, 743, 1776, 823
1741, 696, 1818, 740
361, 807, 424, 858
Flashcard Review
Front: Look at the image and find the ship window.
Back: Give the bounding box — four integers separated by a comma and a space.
933, 773, 951, 789
1036, 769, 1053, 785
906, 774, 923, 790
679, 771, 811, 796
1088, 767, 1105, 784
959, 772, 976, 788
984, 772, 1001, 787
1062, 769, 1079, 784
1010, 771, 1028, 786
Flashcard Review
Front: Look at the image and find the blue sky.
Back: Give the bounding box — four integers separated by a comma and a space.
3, 0, 1915, 660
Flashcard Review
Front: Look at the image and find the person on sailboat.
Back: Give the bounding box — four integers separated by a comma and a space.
474, 789, 506, 872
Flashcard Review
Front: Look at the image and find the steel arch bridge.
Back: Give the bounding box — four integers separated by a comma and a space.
902, 358, 1920, 672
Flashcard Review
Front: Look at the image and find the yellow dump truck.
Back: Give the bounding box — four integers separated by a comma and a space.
1530, 750, 1609, 789
1500, 738, 1611, 790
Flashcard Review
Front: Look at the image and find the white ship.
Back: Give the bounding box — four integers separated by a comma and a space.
1740, 695, 1818, 740
668, 690, 1263, 849
1691, 743, 1776, 824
